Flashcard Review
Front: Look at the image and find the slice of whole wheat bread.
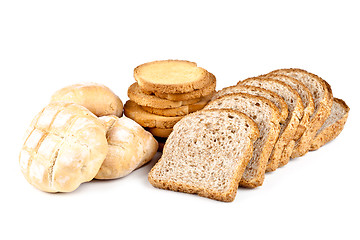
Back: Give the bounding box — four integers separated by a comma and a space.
310, 98, 349, 150
134, 60, 211, 94
148, 109, 259, 202
128, 82, 201, 109
268, 68, 333, 158
204, 93, 281, 187
238, 78, 304, 169
260, 73, 315, 140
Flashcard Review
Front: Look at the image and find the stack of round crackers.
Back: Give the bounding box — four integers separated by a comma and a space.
124, 60, 216, 149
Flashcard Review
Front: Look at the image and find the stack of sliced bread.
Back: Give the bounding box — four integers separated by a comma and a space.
124, 60, 216, 149
149, 68, 350, 202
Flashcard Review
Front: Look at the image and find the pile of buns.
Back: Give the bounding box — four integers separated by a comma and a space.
124, 60, 216, 149
149, 67, 350, 202
19, 83, 158, 192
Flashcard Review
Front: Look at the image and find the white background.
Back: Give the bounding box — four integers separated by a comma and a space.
1, 1, 359, 239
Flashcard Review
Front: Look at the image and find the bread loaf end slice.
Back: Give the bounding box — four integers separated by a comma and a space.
310, 98, 349, 150
148, 109, 259, 202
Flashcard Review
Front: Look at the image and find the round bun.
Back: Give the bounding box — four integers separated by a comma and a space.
50, 83, 123, 117
19, 102, 108, 192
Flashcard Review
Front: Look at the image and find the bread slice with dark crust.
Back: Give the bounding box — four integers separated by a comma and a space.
204, 93, 281, 188
268, 68, 333, 158
260, 74, 315, 140
310, 98, 349, 150
134, 60, 212, 94
148, 109, 259, 202
238, 77, 304, 169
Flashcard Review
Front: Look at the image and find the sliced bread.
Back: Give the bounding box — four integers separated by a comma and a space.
124, 100, 183, 128
238, 77, 304, 169
141, 94, 212, 117
204, 93, 281, 187
211, 85, 288, 124
142, 72, 216, 101
148, 109, 259, 202
134, 60, 211, 94
260, 73, 315, 140
268, 68, 333, 158
310, 98, 350, 150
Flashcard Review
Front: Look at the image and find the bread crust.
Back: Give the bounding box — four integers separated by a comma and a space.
142, 72, 216, 101
205, 93, 281, 188
124, 100, 183, 128
148, 109, 259, 202
268, 68, 333, 158
310, 98, 349, 150
50, 83, 123, 117
128, 82, 201, 109
134, 60, 212, 94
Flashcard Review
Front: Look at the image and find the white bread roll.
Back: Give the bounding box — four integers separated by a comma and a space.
19, 102, 108, 192
95, 115, 158, 179
50, 83, 123, 117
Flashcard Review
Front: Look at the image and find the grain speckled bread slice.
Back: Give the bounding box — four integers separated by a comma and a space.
147, 127, 173, 138
211, 85, 288, 124
268, 68, 333, 158
148, 109, 259, 202
134, 60, 211, 94
239, 77, 304, 169
310, 98, 349, 150
260, 74, 315, 141
142, 72, 216, 101
128, 83, 201, 109
204, 93, 281, 187
124, 100, 183, 128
